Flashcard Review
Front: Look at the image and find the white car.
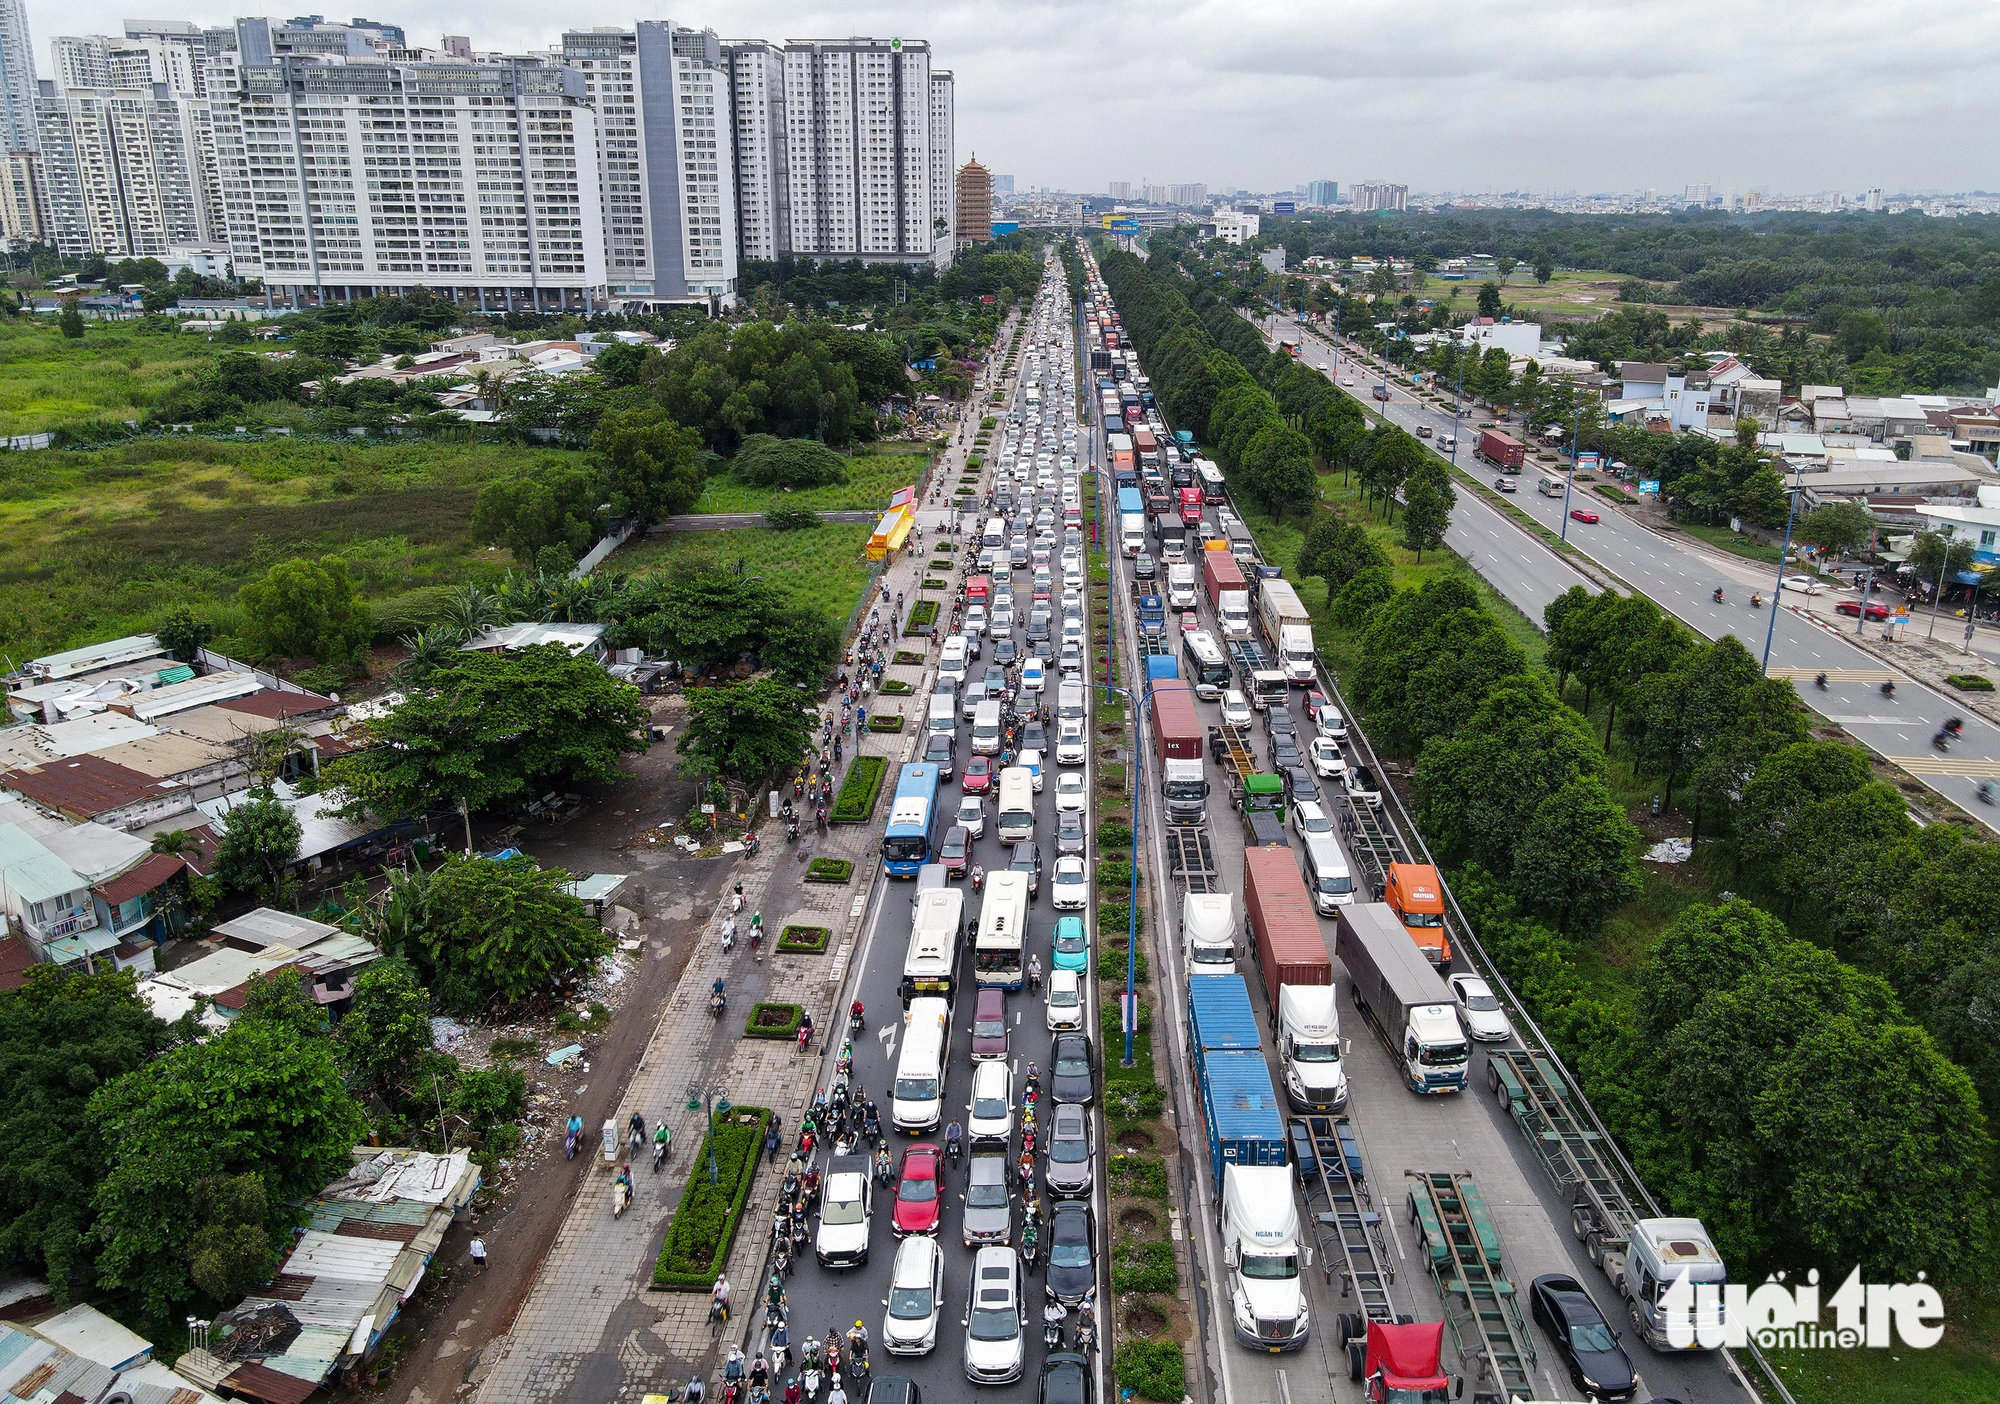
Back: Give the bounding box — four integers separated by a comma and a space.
963, 605, 988, 637
1054, 771, 1088, 814
956, 794, 987, 839
962, 1247, 1025, 1384
1309, 735, 1347, 779
1059, 587, 1083, 615
1019, 658, 1046, 695
990, 605, 1014, 634
1221, 689, 1253, 729
1045, 967, 1084, 1031
1449, 974, 1512, 1042
1291, 799, 1335, 845
967, 1059, 1013, 1146
884, 1234, 944, 1356
1780, 575, 1823, 596
815, 1156, 873, 1267
1051, 855, 1088, 910
1018, 748, 1046, 792
1311, 702, 1348, 740
1055, 719, 1088, 766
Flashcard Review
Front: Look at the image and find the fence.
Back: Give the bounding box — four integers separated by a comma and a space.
571, 520, 638, 579
194, 647, 321, 695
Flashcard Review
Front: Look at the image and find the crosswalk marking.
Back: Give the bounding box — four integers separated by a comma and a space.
1767, 666, 1898, 683
1885, 755, 2000, 778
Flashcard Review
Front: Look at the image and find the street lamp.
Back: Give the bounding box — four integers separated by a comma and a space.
1761, 460, 1808, 671
697, 1084, 731, 1185
1557, 384, 1582, 544
1450, 343, 1465, 467
1096, 679, 1154, 1068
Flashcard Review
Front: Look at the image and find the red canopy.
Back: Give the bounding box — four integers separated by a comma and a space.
1368, 1320, 1449, 1390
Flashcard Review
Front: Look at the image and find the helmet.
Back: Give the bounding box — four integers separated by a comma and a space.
854, 1320, 864, 1329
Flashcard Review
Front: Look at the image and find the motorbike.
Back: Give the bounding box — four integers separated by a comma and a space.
611, 1174, 633, 1219
970, 863, 985, 892
786, 818, 800, 842
1882, 680, 1897, 698
1936, 731, 1953, 752
743, 832, 760, 856
1713, 588, 1726, 604
630, 1117, 647, 1156
1750, 593, 1764, 609
564, 1123, 581, 1159
652, 1129, 671, 1172
1815, 673, 1828, 690
710, 980, 727, 1018
800, 1363, 821, 1401
849, 1002, 866, 1035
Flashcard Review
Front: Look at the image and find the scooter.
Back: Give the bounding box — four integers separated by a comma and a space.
1815, 673, 1828, 690
564, 1122, 582, 1159
652, 1128, 672, 1172
611, 1173, 633, 1219
743, 832, 760, 856
1750, 593, 1764, 609
849, 1002, 867, 1036
710, 980, 727, 1018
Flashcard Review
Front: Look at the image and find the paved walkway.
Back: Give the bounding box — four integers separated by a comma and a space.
469, 321, 1017, 1404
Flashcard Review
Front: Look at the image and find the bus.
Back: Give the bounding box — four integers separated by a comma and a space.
975, 871, 1030, 989
1182, 630, 1232, 700
1278, 337, 1300, 357
1196, 460, 1227, 504
902, 887, 966, 1004
881, 763, 942, 877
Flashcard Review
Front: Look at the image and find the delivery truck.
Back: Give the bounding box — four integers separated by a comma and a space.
1333, 903, 1467, 1094
1383, 862, 1452, 969
1256, 579, 1318, 685
1243, 846, 1332, 1013
1475, 429, 1526, 471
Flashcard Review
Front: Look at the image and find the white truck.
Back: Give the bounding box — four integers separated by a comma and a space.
1221, 1165, 1311, 1351
1120, 512, 1146, 557
1165, 562, 1198, 610
1276, 985, 1347, 1113
1182, 892, 1235, 976
1161, 757, 1209, 825
1257, 579, 1316, 685
1215, 588, 1252, 638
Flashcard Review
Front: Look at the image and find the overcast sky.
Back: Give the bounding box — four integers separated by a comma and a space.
28, 0, 1999, 194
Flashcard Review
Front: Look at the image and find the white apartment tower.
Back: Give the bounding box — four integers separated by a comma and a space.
0, 0, 37, 152
34, 82, 210, 256
928, 68, 953, 251
781, 37, 936, 262
724, 39, 786, 263
50, 29, 205, 97
563, 22, 736, 308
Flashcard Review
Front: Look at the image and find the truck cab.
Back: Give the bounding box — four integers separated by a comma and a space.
1216, 590, 1252, 638
1221, 1165, 1310, 1351
1277, 624, 1317, 686
1622, 1218, 1729, 1351
1161, 757, 1209, 825
1277, 985, 1347, 1112
1384, 863, 1452, 970
1182, 892, 1235, 975
1358, 1321, 1453, 1403
1238, 773, 1286, 827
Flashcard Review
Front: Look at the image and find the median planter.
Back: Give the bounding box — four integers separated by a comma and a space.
807, 857, 855, 883
778, 925, 830, 954
879, 678, 914, 695
904, 600, 939, 636
745, 1002, 804, 1039
1948, 674, 1995, 691
650, 1104, 771, 1290
830, 756, 887, 824
867, 714, 905, 733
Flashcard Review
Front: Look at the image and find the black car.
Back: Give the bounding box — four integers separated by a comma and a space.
1008, 842, 1043, 898
1026, 611, 1052, 643
1031, 638, 1055, 662
1266, 708, 1297, 740
923, 732, 955, 780
866, 1378, 922, 1404
993, 637, 1019, 666
1132, 552, 1157, 583
1282, 766, 1320, 808
1050, 1032, 1095, 1106
1529, 1275, 1637, 1401
1271, 735, 1304, 771
1021, 720, 1047, 752
1038, 1353, 1089, 1404
1045, 1203, 1096, 1306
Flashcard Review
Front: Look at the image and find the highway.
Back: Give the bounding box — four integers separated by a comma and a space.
1271, 313, 2000, 829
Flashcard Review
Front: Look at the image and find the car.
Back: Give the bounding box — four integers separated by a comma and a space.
1291, 799, 1335, 846
1780, 574, 1824, 595
1568, 507, 1600, 524
1309, 735, 1347, 779
1054, 806, 1087, 858
1271, 734, 1304, 771
1021, 719, 1047, 752
1341, 376, 1355, 387
1050, 1031, 1095, 1105
1835, 598, 1891, 620
1055, 719, 1087, 766
1044, 1102, 1094, 1199
971, 987, 1010, 1061
962, 755, 995, 796
938, 825, 972, 880
893, 1143, 945, 1237
1266, 707, 1297, 740
1026, 611, 1052, 643
1045, 967, 1084, 1031
1530, 1275, 1637, 1401
1344, 765, 1382, 808
1132, 552, 1157, 583
992, 635, 1018, 664
962, 1154, 1014, 1246
884, 1234, 944, 1356
1004, 838, 1042, 896
1415, 424, 1433, 439
1310, 701, 1348, 740
1057, 642, 1084, 678
924, 732, 956, 781
1044, 1202, 1096, 1306
963, 605, 989, 637
1059, 587, 1083, 615
815, 1154, 873, 1267
1180, 611, 1201, 633
1220, 689, 1252, 729
1060, 615, 1084, 646
1495, 475, 1518, 492
1448, 974, 1512, 1042
1051, 913, 1090, 973
956, 794, 987, 839
1054, 771, 1088, 814
1018, 748, 1045, 793
1051, 854, 1087, 909
983, 664, 1010, 698
967, 1058, 1013, 1147
1031, 638, 1054, 663
962, 1247, 1025, 1384
1019, 657, 1047, 696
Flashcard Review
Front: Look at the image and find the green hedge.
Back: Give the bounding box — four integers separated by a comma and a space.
867, 715, 905, 733
745, 1002, 804, 1038
1097, 821, 1133, 850
830, 756, 887, 824
1947, 674, 1994, 691
1098, 901, 1145, 938
904, 600, 940, 635
1097, 941, 1148, 985
807, 857, 854, 882
651, 1105, 772, 1288
1115, 1339, 1186, 1403
1111, 1239, 1178, 1293
778, 925, 829, 954
1108, 1156, 1168, 1200
893, 650, 925, 665
880, 679, 914, 696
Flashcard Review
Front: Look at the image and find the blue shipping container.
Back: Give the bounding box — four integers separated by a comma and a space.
1197, 1049, 1288, 1180
1145, 655, 1179, 683
1116, 487, 1143, 517
1188, 976, 1260, 1060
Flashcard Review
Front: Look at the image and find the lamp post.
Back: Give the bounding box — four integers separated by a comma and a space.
1097, 680, 1154, 1068
1450, 343, 1465, 467
1762, 460, 1808, 671
1558, 384, 1582, 544
701, 1084, 731, 1185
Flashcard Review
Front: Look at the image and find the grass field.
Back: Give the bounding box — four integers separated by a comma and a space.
691, 444, 932, 515
0, 320, 214, 437
608, 521, 877, 621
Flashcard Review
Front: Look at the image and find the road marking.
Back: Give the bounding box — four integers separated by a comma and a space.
878, 1022, 897, 1060
1885, 754, 2000, 778
1766, 666, 1896, 683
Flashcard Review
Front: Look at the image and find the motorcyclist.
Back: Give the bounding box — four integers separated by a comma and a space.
1713, 587, 1725, 603
629, 1111, 646, 1147
944, 1120, 963, 1164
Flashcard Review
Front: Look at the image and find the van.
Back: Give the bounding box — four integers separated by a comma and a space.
996, 767, 1035, 846
927, 694, 957, 737
1056, 680, 1086, 724
960, 675, 988, 723
1299, 833, 1355, 915
892, 997, 950, 1132
939, 636, 970, 683
970, 700, 1004, 756
981, 516, 1007, 550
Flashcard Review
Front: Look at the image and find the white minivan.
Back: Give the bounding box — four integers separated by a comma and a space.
970, 700, 1005, 756
893, 998, 950, 1133
928, 693, 957, 736
938, 635, 970, 684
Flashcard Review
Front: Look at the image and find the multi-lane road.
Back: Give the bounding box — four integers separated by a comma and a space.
1274, 314, 2000, 828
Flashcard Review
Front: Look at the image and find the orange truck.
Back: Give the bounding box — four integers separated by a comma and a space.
1383, 863, 1452, 970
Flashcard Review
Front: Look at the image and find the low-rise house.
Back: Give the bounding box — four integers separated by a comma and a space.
458, 621, 608, 662
1, 752, 198, 830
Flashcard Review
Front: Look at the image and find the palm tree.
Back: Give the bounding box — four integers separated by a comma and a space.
395, 626, 463, 683
438, 584, 503, 641
149, 829, 202, 859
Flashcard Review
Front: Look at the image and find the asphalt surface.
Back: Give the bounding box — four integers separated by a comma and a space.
1275, 315, 2000, 829
769, 273, 1110, 1403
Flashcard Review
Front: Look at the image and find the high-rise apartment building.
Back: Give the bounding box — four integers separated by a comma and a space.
724, 38, 787, 263
928, 68, 953, 250
0, 0, 38, 152
955, 156, 990, 247
1106, 180, 1130, 200
1350, 181, 1406, 212
34, 81, 211, 256
0, 148, 44, 238
561, 23, 736, 308
51, 29, 206, 96
780, 37, 936, 262
1167, 182, 1205, 207
1305, 178, 1336, 206
991, 173, 1012, 196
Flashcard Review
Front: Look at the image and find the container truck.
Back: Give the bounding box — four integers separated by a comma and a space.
1144, 654, 1179, 685
1221, 1164, 1312, 1352
1228, 640, 1288, 710
1177, 486, 1204, 526
1333, 904, 1467, 1094
1475, 429, 1526, 471
1256, 579, 1318, 685
1276, 984, 1347, 1112
1188, 975, 1259, 1058
1132, 425, 1158, 460
1149, 680, 1203, 761
1162, 757, 1209, 825
1195, 1049, 1289, 1182
1383, 862, 1453, 969
1201, 550, 1245, 610
1243, 846, 1332, 1013
1116, 485, 1143, 518
1136, 593, 1166, 638
1165, 562, 1198, 610
1120, 513, 1146, 556
1182, 892, 1236, 975
1106, 433, 1135, 477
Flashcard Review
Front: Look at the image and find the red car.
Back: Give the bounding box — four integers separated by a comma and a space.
962, 755, 994, 795
1180, 611, 1201, 633
892, 1143, 942, 1236
1836, 599, 1891, 621
938, 824, 971, 879
1569, 507, 1600, 524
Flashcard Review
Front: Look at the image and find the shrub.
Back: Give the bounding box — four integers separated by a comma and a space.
1097, 859, 1135, 890
920, 578, 947, 590
1097, 943, 1147, 983
745, 1002, 803, 1038
867, 715, 905, 733
903, 600, 940, 635
893, 650, 925, 665
1098, 901, 1145, 938
733, 435, 849, 488
1097, 820, 1132, 850
651, 1105, 770, 1287
765, 504, 822, 531
1947, 674, 1994, 691
1115, 1339, 1186, 1403
807, 857, 854, 882
1111, 1239, 1178, 1293
777, 925, 829, 954
1108, 1155, 1168, 1200
880, 679, 914, 695
829, 757, 887, 823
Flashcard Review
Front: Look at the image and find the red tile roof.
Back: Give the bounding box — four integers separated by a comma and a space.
94, 851, 185, 906
1, 754, 167, 821
215, 691, 336, 722
0, 934, 34, 992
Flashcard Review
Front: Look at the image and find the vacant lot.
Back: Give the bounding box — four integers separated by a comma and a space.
609, 521, 877, 625
0, 319, 216, 437
691, 442, 933, 515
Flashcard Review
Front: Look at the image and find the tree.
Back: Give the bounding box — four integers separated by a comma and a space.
1249, 424, 1317, 520
237, 555, 373, 664
1622, 635, 1760, 808
214, 791, 301, 898
1298, 513, 1385, 606
155, 607, 214, 664
1494, 256, 1517, 289
337, 957, 435, 1091
1359, 425, 1424, 519
594, 405, 704, 525
322, 645, 649, 822
1476, 282, 1503, 319
182, 1173, 274, 1303
472, 462, 603, 566
1534, 253, 1555, 285
678, 679, 815, 782
410, 856, 612, 1012
1909, 529, 1976, 600
238, 968, 326, 1040
1511, 779, 1643, 934
1400, 460, 1455, 559
88, 1019, 367, 1322
763, 504, 821, 531
615, 565, 780, 671
732, 433, 850, 488
756, 607, 841, 687
1798, 500, 1873, 559
58, 297, 83, 339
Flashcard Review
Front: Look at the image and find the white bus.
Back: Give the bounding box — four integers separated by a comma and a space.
996, 767, 1035, 846
902, 887, 966, 1004
892, 998, 951, 1132
1182, 630, 1231, 700
974, 871, 1030, 990
981, 516, 1008, 550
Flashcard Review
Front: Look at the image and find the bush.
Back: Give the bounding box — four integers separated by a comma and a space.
830, 756, 887, 823
765, 504, 822, 531
880, 679, 913, 695
733, 434, 850, 488
1097, 820, 1132, 850
1947, 674, 1994, 691
1097, 859, 1134, 891
1108, 1156, 1168, 1200
651, 1105, 770, 1287
904, 600, 939, 635
1112, 1239, 1178, 1293
777, 925, 829, 954
867, 715, 905, 733
745, 1002, 804, 1038
1098, 901, 1145, 938
1114, 1339, 1186, 1403
807, 857, 854, 882
1097, 943, 1148, 984
893, 650, 925, 665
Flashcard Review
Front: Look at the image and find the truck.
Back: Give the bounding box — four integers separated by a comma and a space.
1475, 429, 1526, 471
1182, 890, 1235, 973
1120, 513, 1147, 557
1107, 433, 1135, 477
1188, 974, 1260, 1058
1195, 1050, 1288, 1183
1243, 846, 1331, 1014
1406, 1171, 1538, 1404
1228, 640, 1288, 711
1371, 382, 1390, 402
1165, 562, 1198, 611
1149, 680, 1203, 761
1242, 810, 1288, 850
1256, 579, 1317, 686
1116, 485, 1143, 518
1136, 593, 1166, 639
1277, 984, 1347, 1113
1383, 863, 1452, 969
1333, 904, 1467, 1094
1177, 486, 1204, 526
1220, 1165, 1312, 1353
1144, 653, 1178, 685
1201, 549, 1245, 612
1132, 425, 1158, 461
1162, 758, 1210, 826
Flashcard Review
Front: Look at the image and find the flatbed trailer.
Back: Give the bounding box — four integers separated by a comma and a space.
1208, 722, 1257, 783
1488, 1049, 1642, 1270
1167, 824, 1220, 895
1288, 1117, 1405, 1381
1338, 790, 1407, 901
1405, 1171, 1537, 1404
1138, 632, 1172, 658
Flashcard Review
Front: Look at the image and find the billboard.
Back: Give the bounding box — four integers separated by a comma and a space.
1109, 219, 1139, 233
1272, 201, 1296, 214
989, 221, 1020, 236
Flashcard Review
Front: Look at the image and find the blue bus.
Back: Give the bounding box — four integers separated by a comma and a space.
1116, 486, 1143, 518
881, 763, 942, 878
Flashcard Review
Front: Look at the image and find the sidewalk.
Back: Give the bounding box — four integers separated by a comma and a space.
468, 336, 1012, 1404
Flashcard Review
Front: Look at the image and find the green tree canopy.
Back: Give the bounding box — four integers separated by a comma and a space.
1798, 500, 1874, 557
731, 433, 851, 488
405, 856, 612, 1012
677, 678, 815, 782
337, 957, 434, 1091
1511, 778, 1643, 935
1400, 459, 1456, 559
237, 555, 373, 664
214, 791, 302, 898
472, 460, 604, 566
594, 405, 705, 525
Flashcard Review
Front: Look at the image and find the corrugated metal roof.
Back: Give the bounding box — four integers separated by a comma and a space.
0, 1328, 37, 1375
218, 1361, 318, 1404
165, 1350, 232, 1392
211, 909, 342, 951
282, 1233, 402, 1283
32, 1304, 151, 1371
306, 1197, 433, 1231
117, 672, 263, 723
0, 826, 89, 905
22, 636, 164, 682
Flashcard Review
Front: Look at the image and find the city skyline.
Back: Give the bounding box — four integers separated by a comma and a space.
22, 0, 1996, 193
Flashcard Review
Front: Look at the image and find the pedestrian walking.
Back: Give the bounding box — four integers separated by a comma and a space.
469, 1237, 487, 1272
